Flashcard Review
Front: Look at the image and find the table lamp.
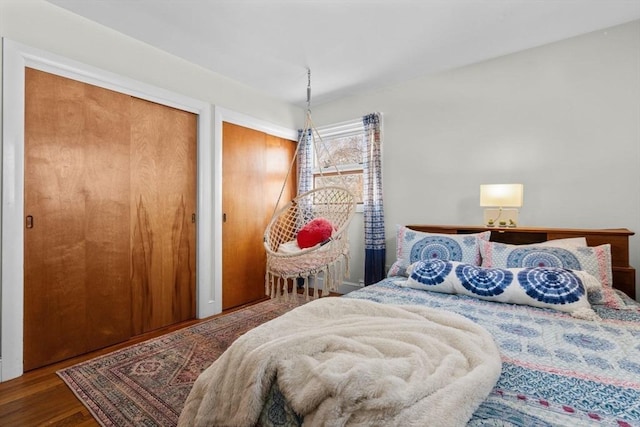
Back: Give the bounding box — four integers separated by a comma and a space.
480, 184, 524, 227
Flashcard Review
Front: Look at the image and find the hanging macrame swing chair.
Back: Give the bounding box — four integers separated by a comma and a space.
264, 71, 357, 299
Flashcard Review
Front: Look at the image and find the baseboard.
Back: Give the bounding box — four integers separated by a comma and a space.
337, 281, 364, 294
303, 276, 364, 295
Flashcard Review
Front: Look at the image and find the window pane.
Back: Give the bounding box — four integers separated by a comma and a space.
315, 135, 363, 169
314, 173, 363, 204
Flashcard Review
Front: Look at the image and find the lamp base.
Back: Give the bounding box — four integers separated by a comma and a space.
483, 208, 519, 228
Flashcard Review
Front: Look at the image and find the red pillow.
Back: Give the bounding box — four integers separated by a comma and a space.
297, 218, 334, 249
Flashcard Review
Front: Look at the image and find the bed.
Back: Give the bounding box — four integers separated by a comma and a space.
179, 225, 640, 427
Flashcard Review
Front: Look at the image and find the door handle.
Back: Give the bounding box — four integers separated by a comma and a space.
26, 215, 34, 229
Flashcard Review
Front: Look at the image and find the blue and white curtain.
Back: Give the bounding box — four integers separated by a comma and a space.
295, 128, 315, 234
362, 113, 386, 285
296, 128, 313, 196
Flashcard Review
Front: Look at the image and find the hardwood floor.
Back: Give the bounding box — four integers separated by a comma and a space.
0, 298, 269, 426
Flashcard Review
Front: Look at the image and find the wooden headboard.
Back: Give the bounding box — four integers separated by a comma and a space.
406, 225, 637, 300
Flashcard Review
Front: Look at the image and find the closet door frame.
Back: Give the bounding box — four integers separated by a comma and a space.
1, 39, 219, 381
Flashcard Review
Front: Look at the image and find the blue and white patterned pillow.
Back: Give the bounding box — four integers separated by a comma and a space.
402, 260, 601, 319
387, 225, 490, 277
478, 240, 624, 309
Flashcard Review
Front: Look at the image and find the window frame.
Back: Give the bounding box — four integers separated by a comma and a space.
312, 118, 365, 209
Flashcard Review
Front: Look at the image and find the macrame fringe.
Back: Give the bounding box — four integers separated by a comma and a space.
266, 252, 350, 301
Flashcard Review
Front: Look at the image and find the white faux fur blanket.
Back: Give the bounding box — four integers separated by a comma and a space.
179, 298, 501, 427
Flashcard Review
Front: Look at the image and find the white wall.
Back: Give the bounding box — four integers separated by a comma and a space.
312, 20, 640, 298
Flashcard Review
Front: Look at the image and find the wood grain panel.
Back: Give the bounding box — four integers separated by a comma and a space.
222, 123, 296, 309
82, 80, 133, 350
24, 68, 132, 371
130, 97, 196, 334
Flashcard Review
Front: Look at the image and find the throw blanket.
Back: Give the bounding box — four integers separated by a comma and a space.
179, 298, 501, 427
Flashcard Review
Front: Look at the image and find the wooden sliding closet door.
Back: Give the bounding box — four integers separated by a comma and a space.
130, 98, 197, 335
222, 123, 296, 310
23, 68, 197, 371
24, 68, 132, 371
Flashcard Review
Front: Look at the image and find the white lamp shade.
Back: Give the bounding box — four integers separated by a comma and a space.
480, 184, 524, 207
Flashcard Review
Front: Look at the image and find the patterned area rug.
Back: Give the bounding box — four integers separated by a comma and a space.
57, 295, 308, 427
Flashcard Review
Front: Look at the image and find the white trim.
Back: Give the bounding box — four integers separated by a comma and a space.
1, 39, 218, 381
215, 107, 297, 141
314, 117, 364, 136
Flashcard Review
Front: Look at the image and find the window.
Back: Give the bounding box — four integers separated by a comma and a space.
312, 118, 365, 204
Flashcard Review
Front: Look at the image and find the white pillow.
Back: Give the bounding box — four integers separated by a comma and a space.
277, 239, 332, 254
278, 240, 302, 254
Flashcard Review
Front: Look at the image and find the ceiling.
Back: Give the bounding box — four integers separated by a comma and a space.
46, 0, 640, 107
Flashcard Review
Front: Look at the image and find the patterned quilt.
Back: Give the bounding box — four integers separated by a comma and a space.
259, 279, 640, 427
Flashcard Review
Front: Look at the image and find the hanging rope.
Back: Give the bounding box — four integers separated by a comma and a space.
269, 69, 349, 219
